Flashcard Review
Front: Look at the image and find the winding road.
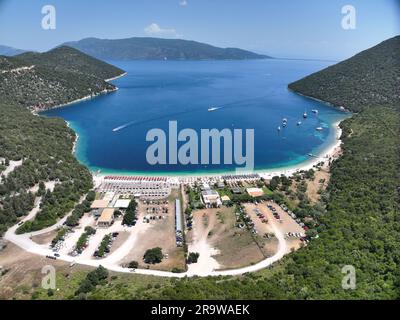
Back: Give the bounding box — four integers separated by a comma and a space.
4, 204, 288, 278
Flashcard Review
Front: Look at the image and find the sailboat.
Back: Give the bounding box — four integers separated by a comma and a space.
303, 111, 308, 118
297, 121, 302, 126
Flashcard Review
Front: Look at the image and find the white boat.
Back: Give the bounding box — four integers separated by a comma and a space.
277, 126, 281, 131
303, 111, 308, 118
316, 127, 323, 131
312, 109, 319, 114
297, 121, 302, 126
208, 107, 218, 112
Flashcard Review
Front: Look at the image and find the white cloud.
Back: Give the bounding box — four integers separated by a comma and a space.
144, 23, 178, 36
144, 23, 182, 38
179, 0, 188, 6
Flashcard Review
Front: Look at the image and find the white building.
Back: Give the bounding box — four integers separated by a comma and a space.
201, 184, 222, 208
113, 199, 131, 209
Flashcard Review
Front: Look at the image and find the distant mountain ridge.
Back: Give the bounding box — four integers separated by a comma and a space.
0, 45, 26, 57
0, 45, 26, 56
288, 36, 400, 113
0, 46, 125, 111
62, 37, 271, 60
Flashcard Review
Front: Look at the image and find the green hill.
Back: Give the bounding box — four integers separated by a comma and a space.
288, 36, 400, 112
62, 37, 270, 60
0, 47, 127, 234
16, 46, 124, 80
0, 46, 125, 111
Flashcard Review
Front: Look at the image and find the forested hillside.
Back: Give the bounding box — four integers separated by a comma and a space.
0, 47, 125, 234
16, 46, 124, 80
0, 46, 125, 111
0, 101, 93, 235
289, 36, 400, 112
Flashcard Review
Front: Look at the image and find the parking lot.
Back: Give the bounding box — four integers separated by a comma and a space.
244, 201, 306, 253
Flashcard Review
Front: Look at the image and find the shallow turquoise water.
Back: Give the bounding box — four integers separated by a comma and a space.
43, 59, 349, 175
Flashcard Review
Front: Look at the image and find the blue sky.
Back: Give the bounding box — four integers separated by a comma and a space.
0, 0, 398, 60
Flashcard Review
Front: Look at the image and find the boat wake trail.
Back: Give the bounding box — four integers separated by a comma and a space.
112, 123, 133, 132
112, 95, 271, 132
112, 109, 198, 132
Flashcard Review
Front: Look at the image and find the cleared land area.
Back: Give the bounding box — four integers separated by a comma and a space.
119, 192, 186, 272
188, 206, 274, 271
0, 242, 70, 299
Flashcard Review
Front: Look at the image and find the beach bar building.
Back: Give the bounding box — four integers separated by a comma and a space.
246, 187, 264, 198
221, 195, 231, 205
90, 199, 110, 217
97, 208, 114, 228
201, 184, 222, 208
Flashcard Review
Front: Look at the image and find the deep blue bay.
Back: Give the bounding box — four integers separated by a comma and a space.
42, 59, 349, 176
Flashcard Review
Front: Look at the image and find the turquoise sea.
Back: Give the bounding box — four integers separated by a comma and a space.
43, 59, 349, 176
